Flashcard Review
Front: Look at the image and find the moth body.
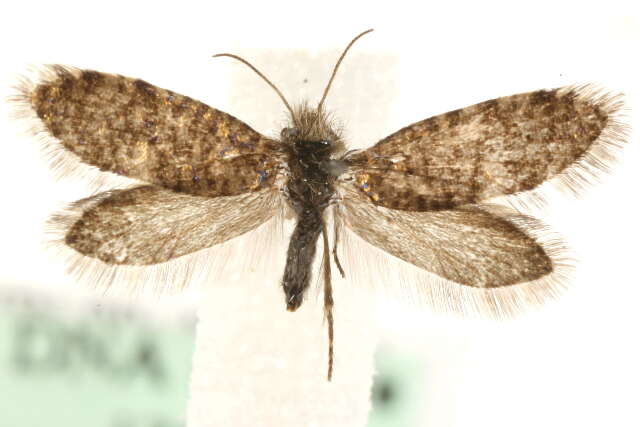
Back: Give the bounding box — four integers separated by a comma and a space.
12, 29, 627, 382
281, 106, 343, 311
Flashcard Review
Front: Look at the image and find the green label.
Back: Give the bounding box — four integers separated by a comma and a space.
0, 287, 195, 427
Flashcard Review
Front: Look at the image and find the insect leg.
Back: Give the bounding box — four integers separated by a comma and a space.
321, 221, 334, 381
332, 206, 346, 278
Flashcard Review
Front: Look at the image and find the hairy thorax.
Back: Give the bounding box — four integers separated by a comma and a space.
281, 104, 347, 212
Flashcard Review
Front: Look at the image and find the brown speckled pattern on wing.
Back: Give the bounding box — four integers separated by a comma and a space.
30, 67, 282, 197
64, 185, 282, 265
346, 88, 608, 211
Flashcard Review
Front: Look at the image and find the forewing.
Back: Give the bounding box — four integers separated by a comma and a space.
55, 185, 282, 265
15, 65, 283, 196
344, 85, 626, 211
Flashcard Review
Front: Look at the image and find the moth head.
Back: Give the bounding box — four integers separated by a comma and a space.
280, 103, 346, 156
213, 29, 372, 161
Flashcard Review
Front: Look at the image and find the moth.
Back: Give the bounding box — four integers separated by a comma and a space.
12, 29, 627, 381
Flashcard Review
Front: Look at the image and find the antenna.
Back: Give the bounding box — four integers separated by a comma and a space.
317, 29, 374, 112
213, 53, 295, 119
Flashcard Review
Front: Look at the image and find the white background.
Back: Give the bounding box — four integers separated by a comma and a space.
0, 1, 638, 426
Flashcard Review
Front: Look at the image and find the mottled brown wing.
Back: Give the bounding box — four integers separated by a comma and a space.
18, 65, 283, 197
343, 86, 625, 211
54, 185, 282, 266
337, 187, 559, 289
